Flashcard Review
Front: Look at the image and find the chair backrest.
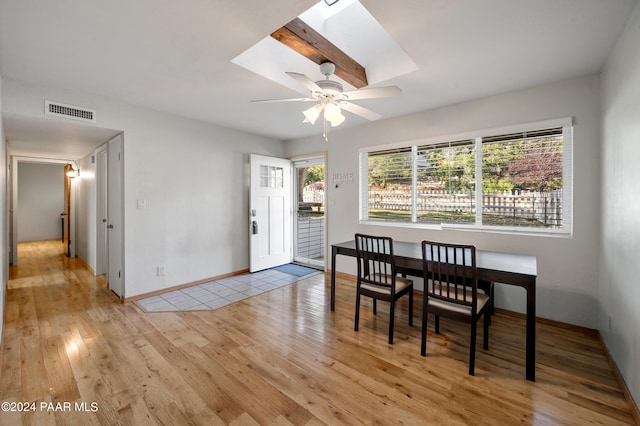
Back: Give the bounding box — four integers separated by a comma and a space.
355, 234, 397, 292
421, 240, 478, 311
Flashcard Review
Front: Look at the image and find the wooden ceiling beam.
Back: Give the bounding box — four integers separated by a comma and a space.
271, 17, 368, 89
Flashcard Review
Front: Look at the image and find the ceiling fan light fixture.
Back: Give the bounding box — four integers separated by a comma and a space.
330, 112, 345, 127
323, 102, 342, 122
252, 61, 401, 135
303, 104, 323, 124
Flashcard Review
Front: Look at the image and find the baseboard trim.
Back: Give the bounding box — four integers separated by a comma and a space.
75, 256, 95, 276
124, 268, 250, 303
598, 333, 640, 425
331, 270, 357, 281
493, 308, 599, 337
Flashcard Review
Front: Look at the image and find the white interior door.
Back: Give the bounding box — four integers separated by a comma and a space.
95, 148, 108, 275
249, 154, 292, 272
68, 175, 76, 258
10, 157, 17, 265
107, 135, 124, 297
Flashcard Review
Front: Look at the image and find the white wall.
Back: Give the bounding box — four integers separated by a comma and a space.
0, 75, 7, 344
600, 1, 640, 408
3, 78, 285, 298
285, 75, 601, 328
17, 162, 64, 242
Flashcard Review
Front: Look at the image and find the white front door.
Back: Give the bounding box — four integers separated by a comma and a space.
249, 154, 292, 272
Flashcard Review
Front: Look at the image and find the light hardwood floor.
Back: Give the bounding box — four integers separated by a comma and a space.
0, 240, 637, 425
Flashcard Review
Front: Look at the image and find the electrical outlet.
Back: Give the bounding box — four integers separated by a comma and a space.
157, 265, 166, 277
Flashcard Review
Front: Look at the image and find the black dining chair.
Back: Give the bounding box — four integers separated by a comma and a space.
354, 234, 414, 344
421, 240, 490, 375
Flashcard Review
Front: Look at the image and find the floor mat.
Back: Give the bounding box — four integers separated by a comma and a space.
135, 264, 321, 312
271, 263, 321, 277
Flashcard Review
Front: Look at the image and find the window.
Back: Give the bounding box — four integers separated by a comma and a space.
416, 139, 476, 225
360, 118, 573, 235
260, 165, 284, 188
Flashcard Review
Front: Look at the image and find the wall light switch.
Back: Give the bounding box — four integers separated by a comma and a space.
137, 199, 146, 210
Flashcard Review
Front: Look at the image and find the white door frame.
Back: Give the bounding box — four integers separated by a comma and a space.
291, 153, 327, 270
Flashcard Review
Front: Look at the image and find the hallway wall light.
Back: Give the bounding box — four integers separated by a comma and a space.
66, 164, 79, 178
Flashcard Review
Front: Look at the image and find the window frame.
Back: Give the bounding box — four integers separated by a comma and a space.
359, 117, 574, 237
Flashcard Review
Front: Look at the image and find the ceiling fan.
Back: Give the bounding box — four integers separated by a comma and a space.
252, 62, 401, 132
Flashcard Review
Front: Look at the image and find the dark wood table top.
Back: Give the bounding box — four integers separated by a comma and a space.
332, 240, 536, 281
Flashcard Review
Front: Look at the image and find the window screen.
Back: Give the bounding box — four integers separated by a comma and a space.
359, 119, 572, 235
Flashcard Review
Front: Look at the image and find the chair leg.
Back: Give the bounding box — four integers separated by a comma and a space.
388, 300, 395, 344
435, 315, 440, 334
373, 298, 377, 315
469, 322, 477, 376
483, 311, 490, 350
354, 291, 361, 332
421, 303, 428, 356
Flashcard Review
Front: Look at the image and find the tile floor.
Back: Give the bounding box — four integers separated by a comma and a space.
136, 267, 321, 312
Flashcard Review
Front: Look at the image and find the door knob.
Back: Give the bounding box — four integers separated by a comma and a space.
107, 224, 114, 229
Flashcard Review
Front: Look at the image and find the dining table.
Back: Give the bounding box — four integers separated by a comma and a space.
330, 239, 538, 381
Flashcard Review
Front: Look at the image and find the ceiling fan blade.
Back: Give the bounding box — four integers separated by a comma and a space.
251, 97, 315, 103
286, 72, 323, 94
340, 102, 382, 121
341, 86, 401, 101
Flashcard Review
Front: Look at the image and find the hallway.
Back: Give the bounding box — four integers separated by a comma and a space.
0, 240, 331, 424
1, 240, 118, 424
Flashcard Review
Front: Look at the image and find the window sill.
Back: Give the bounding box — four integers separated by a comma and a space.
360, 220, 572, 238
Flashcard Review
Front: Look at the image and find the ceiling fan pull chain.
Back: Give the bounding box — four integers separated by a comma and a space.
323, 118, 328, 141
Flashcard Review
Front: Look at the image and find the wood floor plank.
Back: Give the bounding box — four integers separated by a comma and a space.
19, 336, 49, 403
0, 240, 637, 425
139, 317, 246, 424
236, 343, 361, 425
41, 335, 81, 403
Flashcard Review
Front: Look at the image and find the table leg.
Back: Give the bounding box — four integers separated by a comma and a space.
526, 280, 536, 381
331, 246, 338, 311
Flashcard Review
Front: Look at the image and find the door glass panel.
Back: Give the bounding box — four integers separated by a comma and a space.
260, 165, 284, 188
294, 160, 325, 268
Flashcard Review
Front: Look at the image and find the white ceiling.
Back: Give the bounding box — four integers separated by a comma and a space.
3, 113, 121, 159
0, 0, 636, 158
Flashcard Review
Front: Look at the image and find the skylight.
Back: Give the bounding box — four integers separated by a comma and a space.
231, 0, 417, 95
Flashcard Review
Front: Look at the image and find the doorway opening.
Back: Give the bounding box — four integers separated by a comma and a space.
293, 155, 326, 270
10, 158, 78, 265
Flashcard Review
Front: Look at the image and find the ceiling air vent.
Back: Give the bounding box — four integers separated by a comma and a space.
45, 100, 96, 123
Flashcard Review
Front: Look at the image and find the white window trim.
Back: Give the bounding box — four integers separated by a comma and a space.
359, 117, 574, 237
